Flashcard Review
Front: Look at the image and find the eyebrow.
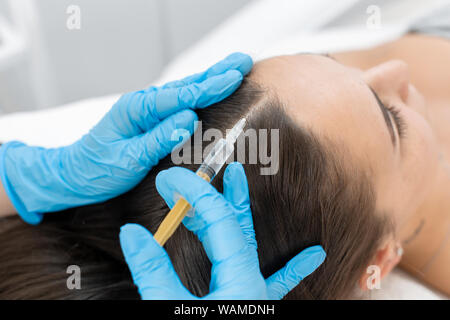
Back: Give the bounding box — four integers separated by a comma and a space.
369, 87, 397, 147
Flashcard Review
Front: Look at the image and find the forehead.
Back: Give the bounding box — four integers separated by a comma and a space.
249, 54, 394, 177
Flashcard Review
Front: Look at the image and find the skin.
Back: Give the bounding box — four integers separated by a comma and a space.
0, 182, 15, 217
249, 36, 450, 296
0, 33, 448, 297
333, 34, 450, 296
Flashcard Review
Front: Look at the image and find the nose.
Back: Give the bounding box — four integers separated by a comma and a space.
364, 60, 410, 104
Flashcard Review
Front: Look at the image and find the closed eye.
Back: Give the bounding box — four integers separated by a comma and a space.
385, 104, 407, 139
370, 87, 398, 148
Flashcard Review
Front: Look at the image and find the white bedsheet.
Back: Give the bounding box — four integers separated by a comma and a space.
366, 269, 446, 300
0, 0, 447, 299
0, 94, 118, 147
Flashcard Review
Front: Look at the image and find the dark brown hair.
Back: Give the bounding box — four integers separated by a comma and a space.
0, 79, 392, 299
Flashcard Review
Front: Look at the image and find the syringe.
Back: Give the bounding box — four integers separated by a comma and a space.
153, 118, 246, 246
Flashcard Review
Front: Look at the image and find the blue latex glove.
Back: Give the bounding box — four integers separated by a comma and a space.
119, 163, 326, 300
0, 53, 253, 225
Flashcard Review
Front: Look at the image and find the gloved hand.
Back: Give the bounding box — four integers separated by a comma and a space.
119, 163, 326, 299
0, 53, 252, 224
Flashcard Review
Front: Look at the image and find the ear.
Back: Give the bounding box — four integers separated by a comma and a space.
359, 239, 403, 290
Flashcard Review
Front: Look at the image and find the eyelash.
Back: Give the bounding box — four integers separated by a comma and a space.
385, 104, 407, 139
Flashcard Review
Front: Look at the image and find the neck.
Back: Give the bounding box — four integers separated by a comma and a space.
400, 156, 450, 265
416, 156, 450, 226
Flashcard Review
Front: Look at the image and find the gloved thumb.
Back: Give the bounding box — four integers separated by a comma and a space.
119, 223, 193, 300
265, 245, 326, 300
131, 109, 198, 169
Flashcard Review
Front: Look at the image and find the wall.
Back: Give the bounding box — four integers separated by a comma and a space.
0, 0, 252, 113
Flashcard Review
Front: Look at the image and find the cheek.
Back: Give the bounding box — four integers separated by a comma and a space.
406, 84, 428, 120
398, 108, 440, 212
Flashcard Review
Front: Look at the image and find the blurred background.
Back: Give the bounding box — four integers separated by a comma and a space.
0, 0, 252, 114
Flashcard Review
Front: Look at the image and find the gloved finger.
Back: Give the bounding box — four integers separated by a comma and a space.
98, 54, 251, 139
265, 245, 326, 300
155, 167, 248, 264
130, 109, 197, 169
223, 162, 257, 249
154, 69, 243, 119
119, 223, 194, 300
161, 52, 253, 89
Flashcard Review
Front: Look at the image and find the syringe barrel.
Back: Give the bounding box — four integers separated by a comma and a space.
154, 119, 245, 246
196, 138, 235, 182
196, 164, 215, 182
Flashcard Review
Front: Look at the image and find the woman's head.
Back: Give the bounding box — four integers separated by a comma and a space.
250, 54, 442, 283
0, 53, 438, 299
